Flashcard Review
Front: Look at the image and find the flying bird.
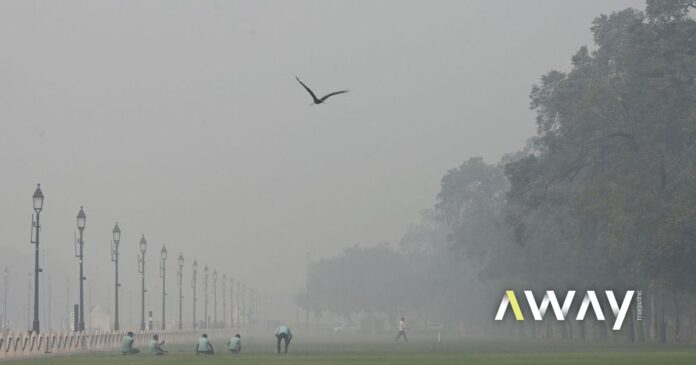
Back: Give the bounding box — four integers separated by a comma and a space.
295, 77, 349, 105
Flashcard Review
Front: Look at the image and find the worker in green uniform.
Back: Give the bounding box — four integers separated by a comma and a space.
196, 333, 215, 355
148, 334, 167, 355
275, 325, 293, 354
120, 331, 140, 355
227, 334, 242, 353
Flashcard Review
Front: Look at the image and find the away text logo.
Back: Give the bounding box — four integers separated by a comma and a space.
495, 290, 637, 330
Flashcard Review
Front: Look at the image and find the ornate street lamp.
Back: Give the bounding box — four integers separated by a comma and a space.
213, 270, 218, 327
236, 281, 240, 327
222, 274, 226, 328
138, 235, 147, 330
203, 265, 209, 329
26, 272, 31, 330
191, 259, 198, 329
111, 222, 121, 330
3, 267, 8, 329
230, 277, 234, 328
30, 184, 44, 333
75, 206, 86, 331
241, 282, 246, 326
159, 245, 168, 330
177, 253, 184, 330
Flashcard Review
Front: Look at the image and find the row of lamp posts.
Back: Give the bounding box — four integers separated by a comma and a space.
25, 184, 250, 333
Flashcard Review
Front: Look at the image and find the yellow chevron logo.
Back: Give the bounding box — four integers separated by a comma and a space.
505, 290, 524, 321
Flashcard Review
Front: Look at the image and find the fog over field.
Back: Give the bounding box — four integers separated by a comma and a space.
3, 0, 677, 334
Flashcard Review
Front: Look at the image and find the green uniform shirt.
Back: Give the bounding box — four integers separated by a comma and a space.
276, 326, 292, 336
198, 337, 210, 351
148, 340, 161, 353
228, 337, 241, 351
121, 335, 134, 353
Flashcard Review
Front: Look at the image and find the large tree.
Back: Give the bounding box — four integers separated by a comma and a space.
505, 0, 696, 341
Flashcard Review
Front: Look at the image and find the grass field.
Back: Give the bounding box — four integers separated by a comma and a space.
5, 335, 696, 364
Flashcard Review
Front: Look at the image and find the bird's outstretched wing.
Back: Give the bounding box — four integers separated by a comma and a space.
296, 77, 319, 103
319, 90, 350, 102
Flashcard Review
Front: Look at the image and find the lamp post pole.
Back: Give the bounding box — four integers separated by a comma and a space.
3, 267, 8, 329
65, 280, 69, 331
213, 270, 217, 327
203, 266, 208, 329
159, 245, 167, 330
138, 235, 147, 331
236, 281, 240, 327
250, 288, 255, 324
76, 207, 86, 332
111, 223, 121, 330
47, 276, 52, 330
242, 283, 246, 327
230, 277, 234, 328
177, 254, 184, 330
191, 260, 198, 329
31, 184, 44, 333
26, 272, 31, 330
222, 274, 226, 328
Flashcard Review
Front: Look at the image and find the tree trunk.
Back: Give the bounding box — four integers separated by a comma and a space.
659, 296, 667, 344
601, 318, 609, 341
637, 309, 645, 343
691, 293, 696, 345
530, 321, 537, 338
651, 289, 658, 342
627, 307, 636, 343
673, 293, 680, 344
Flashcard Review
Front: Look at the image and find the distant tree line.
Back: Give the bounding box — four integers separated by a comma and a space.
297, 0, 696, 342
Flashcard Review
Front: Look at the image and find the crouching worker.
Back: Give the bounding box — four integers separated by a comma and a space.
121, 331, 140, 355
227, 334, 242, 353
196, 333, 215, 355
148, 334, 167, 355
275, 325, 293, 354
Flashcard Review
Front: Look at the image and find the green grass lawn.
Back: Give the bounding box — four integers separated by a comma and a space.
5, 335, 696, 364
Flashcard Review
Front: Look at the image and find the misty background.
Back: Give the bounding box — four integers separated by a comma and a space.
0, 0, 644, 330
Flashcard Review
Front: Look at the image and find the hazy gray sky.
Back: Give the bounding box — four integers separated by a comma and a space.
0, 0, 643, 327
